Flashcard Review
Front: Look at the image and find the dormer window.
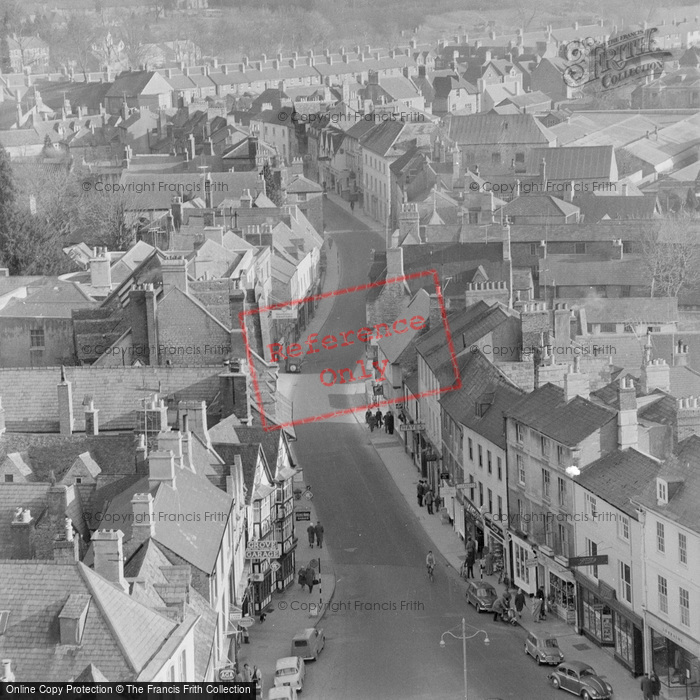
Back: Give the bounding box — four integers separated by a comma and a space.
657, 478, 668, 505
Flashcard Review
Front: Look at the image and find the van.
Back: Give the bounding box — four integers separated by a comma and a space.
291, 627, 325, 661
267, 687, 298, 700
525, 631, 564, 666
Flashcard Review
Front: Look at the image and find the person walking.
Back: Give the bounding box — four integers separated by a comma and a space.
424, 488, 434, 514
532, 594, 543, 623
641, 673, 654, 700
417, 480, 425, 507
375, 408, 383, 428
465, 548, 476, 579
368, 413, 377, 432
315, 521, 324, 548
483, 549, 494, 576
298, 567, 306, 589
243, 664, 253, 682
307, 523, 315, 548
350, 199, 355, 212
514, 589, 526, 619
365, 408, 372, 427
650, 672, 660, 700
536, 587, 546, 620
385, 411, 395, 434
492, 593, 507, 622
305, 567, 316, 594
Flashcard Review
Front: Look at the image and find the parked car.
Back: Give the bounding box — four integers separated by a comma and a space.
548, 661, 613, 699
525, 631, 565, 665
268, 687, 298, 700
292, 627, 325, 660
465, 580, 498, 612
274, 657, 305, 692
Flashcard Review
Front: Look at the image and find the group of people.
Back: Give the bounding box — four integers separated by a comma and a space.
298, 564, 319, 593
306, 521, 324, 549
365, 407, 395, 434
532, 586, 547, 622
235, 663, 262, 688
460, 536, 478, 578
416, 479, 440, 514
641, 672, 661, 700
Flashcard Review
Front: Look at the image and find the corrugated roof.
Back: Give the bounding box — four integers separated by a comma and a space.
528, 146, 615, 181
444, 113, 556, 146
506, 383, 615, 446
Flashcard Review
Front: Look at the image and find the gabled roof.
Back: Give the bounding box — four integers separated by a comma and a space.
286, 174, 323, 194
377, 289, 431, 364
506, 383, 615, 446
501, 195, 580, 218
574, 193, 658, 221
359, 119, 405, 156
0, 560, 179, 681
538, 257, 647, 287
557, 297, 678, 325
444, 113, 556, 145
576, 448, 661, 518
440, 349, 525, 448
105, 71, 169, 98
528, 146, 615, 180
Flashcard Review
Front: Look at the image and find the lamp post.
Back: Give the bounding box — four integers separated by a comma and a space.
439, 618, 490, 700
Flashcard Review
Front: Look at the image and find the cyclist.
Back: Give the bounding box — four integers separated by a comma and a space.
426, 550, 436, 578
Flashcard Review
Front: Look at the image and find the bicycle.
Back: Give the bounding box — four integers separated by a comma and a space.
427, 564, 435, 582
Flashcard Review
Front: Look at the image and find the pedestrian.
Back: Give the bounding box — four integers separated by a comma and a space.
368, 414, 377, 432
536, 587, 546, 620
417, 480, 425, 507
365, 408, 372, 426
483, 549, 494, 576
465, 548, 475, 579
259, 612, 266, 623
350, 199, 355, 212
641, 673, 654, 700
386, 411, 395, 434
298, 567, 306, 589
315, 521, 324, 548
650, 672, 660, 700
243, 664, 253, 682
305, 567, 315, 593
492, 593, 506, 622
466, 536, 476, 559
424, 488, 434, 514
514, 589, 526, 619
375, 408, 383, 427
532, 595, 543, 623
235, 668, 244, 683
307, 523, 315, 548
252, 666, 262, 695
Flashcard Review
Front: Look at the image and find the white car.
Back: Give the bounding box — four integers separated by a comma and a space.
274, 656, 305, 692
268, 687, 298, 700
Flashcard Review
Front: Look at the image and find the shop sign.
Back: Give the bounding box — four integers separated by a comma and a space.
246, 541, 281, 559
373, 384, 384, 395
598, 580, 616, 601
219, 668, 236, 681
441, 486, 456, 499
400, 423, 425, 431
295, 510, 311, 521
271, 308, 298, 320
440, 471, 450, 480
250, 572, 265, 582
569, 555, 608, 567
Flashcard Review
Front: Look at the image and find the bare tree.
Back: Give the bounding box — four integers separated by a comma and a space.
641, 216, 700, 298
118, 15, 149, 69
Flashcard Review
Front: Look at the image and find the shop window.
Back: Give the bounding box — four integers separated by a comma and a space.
620, 561, 632, 603
680, 587, 690, 627
581, 587, 613, 643
657, 521, 665, 553
651, 627, 700, 690
658, 575, 668, 613
679, 532, 687, 565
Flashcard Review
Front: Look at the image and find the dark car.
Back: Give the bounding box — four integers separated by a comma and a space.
548, 661, 613, 699
465, 580, 498, 612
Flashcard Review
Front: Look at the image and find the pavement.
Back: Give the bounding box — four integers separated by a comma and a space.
354, 420, 642, 699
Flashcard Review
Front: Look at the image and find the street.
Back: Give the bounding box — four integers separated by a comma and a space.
285, 199, 566, 699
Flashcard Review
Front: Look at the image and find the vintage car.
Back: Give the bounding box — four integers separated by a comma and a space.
274, 657, 305, 692
291, 627, 325, 661
525, 631, 565, 665
465, 580, 498, 612
548, 661, 613, 699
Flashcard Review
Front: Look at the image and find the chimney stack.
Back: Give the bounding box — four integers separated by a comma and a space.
53, 518, 80, 563
160, 256, 189, 295
398, 201, 419, 245
674, 340, 689, 367
641, 358, 670, 394
135, 433, 148, 475
91, 530, 128, 593
219, 362, 252, 423
386, 247, 405, 279
157, 430, 184, 468
89, 247, 112, 293
676, 397, 700, 442
618, 376, 638, 450
84, 399, 99, 436
1, 660, 15, 683
148, 450, 177, 490
564, 355, 590, 401
57, 367, 74, 436
10, 508, 35, 559
131, 493, 155, 545
178, 401, 210, 449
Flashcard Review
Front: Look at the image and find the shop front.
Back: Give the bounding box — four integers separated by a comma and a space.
482, 514, 506, 578
454, 484, 468, 540
647, 612, 700, 699
546, 556, 576, 626
463, 497, 485, 553
576, 573, 644, 676
510, 532, 537, 595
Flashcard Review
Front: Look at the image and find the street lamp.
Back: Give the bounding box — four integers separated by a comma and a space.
439, 618, 489, 700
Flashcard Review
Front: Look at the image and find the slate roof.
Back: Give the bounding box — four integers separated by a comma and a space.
501, 195, 580, 218
636, 435, 700, 533
359, 119, 405, 156
105, 71, 162, 98
506, 383, 615, 446
377, 289, 431, 364
528, 146, 615, 180
286, 175, 323, 194
0, 560, 178, 681
556, 297, 678, 325
576, 448, 661, 517
213, 442, 266, 502
538, 258, 647, 287
443, 113, 556, 145
98, 466, 232, 574
574, 193, 658, 221
440, 349, 525, 448
0, 281, 96, 318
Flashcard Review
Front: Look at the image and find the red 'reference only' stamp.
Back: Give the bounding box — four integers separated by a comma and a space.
239, 269, 460, 431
